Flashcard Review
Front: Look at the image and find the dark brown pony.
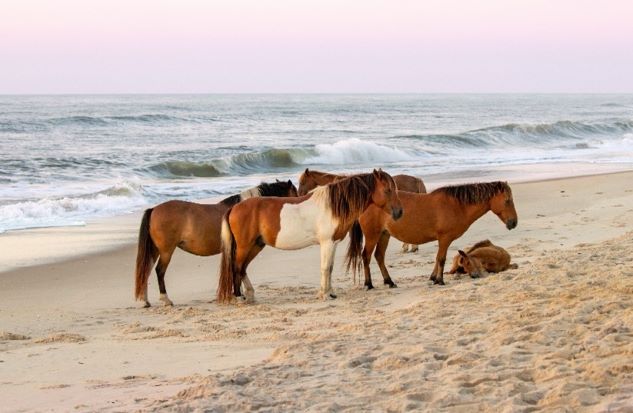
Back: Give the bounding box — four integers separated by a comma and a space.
135, 180, 297, 307
298, 168, 426, 252
346, 181, 518, 288
217, 170, 403, 304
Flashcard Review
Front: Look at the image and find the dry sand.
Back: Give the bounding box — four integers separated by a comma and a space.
1, 172, 633, 412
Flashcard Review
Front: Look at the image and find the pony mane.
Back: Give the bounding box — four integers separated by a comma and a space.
433, 181, 510, 204
219, 180, 294, 206
219, 194, 242, 206
324, 172, 383, 221
257, 180, 294, 197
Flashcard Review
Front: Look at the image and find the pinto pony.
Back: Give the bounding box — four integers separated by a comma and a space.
346, 181, 518, 288
448, 240, 517, 278
217, 170, 403, 304
298, 168, 426, 252
135, 180, 297, 307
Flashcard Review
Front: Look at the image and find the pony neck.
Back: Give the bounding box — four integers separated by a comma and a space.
461, 199, 492, 223
314, 172, 337, 185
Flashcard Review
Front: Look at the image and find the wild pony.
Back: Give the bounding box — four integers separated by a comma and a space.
346, 181, 518, 288
298, 168, 426, 252
216, 170, 403, 304
135, 179, 297, 307
448, 239, 517, 278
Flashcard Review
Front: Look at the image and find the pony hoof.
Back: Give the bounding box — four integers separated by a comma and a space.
410, 247, 419, 253
364, 284, 374, 290
329, 293, 337, 299
433, 280, 446, 286
387, 283, 398, 288
159, 294, 174, 307
141, 301, 151, 308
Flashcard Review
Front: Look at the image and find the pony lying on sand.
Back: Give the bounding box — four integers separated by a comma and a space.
135, 180, 297, 307
346, 181, 518, 288
298, 168, 426, 252
448, 239, 518, 278
217, 170, 403, 304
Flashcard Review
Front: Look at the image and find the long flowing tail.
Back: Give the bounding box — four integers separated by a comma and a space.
135, 208, 157, 301
217, 207, 237, 303
345, 220, 364, 284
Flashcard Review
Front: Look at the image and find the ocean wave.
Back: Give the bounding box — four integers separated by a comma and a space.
394, 120, 633, 147
145, 139, 415, 178
306, 138, 415, 164
147, 160, 226, 178
0, 181, 148, 233
2, 113, 209, 132
49, 115, 110, 126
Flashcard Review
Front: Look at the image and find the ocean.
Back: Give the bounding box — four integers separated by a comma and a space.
1, 94, 632, 233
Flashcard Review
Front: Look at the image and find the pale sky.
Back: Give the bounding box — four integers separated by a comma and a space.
1, 0, 632, 93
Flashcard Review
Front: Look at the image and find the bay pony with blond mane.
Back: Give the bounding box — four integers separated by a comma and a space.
217, 170, 403, 303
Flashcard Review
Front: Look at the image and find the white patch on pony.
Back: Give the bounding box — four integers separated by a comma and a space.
240, 187, 261, 200
274, 186, 339, 250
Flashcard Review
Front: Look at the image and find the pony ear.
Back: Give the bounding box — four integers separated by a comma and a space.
287, 179, 292, 186
276, 179, 281, 182
304, 168, 310, 175
458, 250, 468, 258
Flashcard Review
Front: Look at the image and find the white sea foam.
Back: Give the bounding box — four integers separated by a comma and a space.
306, 138, 415, 165
0, 181, 148, 233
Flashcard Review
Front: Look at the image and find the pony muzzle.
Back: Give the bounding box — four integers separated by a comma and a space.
506, 218, 517, 230
391, 207, 403, 221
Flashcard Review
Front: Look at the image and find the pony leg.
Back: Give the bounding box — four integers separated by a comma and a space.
240, 244, 264, 303
362, 230, 382, 290
142, 287, 150, 308
156, 252, 174, 306
318, 241, 338, 300
430, 238, 451, 285
401, 242, 410, 253
375, 231, 397, 288
410, 244, 419, 253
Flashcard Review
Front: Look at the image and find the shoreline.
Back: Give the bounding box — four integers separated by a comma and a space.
1, 164, 632, 274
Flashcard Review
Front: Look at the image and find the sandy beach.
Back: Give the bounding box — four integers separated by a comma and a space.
1, 171, 633, 412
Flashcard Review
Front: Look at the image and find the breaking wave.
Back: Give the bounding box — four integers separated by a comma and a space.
0, 181, 148, 233
146, 139, 415, 178
394, 120, 633, 147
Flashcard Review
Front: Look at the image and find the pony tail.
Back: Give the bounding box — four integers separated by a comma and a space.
217, 208, 237, 304
345, 220, 364, 283
135, 208, 157, 301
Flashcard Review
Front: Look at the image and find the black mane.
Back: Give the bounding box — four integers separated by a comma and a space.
219, 194, 242, 206
218, 180, 295, 206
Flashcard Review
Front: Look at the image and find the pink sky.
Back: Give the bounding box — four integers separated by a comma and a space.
1, 0, 632, 93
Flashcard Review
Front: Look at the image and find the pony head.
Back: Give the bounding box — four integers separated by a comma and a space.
489, 183, 518, 230
276, 179, 298, 197
457, 249, 485, 278
371, 169, 403, 221
298, 168, 317, 196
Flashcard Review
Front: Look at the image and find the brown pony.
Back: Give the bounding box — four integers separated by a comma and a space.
135, 180, 297, 307
298, 168, 426, 252
346, 181, 518, 288
448, 239, 517, 278
217, 170, 403, 304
